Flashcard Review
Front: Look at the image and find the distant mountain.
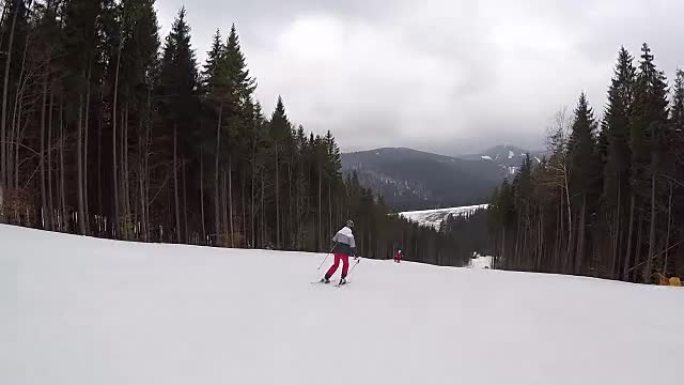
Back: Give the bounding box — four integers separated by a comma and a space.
461, 145, 545, 176
341, 145, 545, 211
341, 148, 502, 211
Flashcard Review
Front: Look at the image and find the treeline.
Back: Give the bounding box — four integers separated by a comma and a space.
489, 44, 684, 282
440, 208, 492, 263
0, 1, 469, 266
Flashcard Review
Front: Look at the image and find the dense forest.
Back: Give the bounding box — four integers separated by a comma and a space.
0, 0, 471, 267
489, 44, 684, 283
440, 208, 492, 262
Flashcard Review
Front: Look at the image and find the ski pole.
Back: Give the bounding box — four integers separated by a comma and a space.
346, 257, 361, 278
317, 245, 336, 270
317, 253, 331, 270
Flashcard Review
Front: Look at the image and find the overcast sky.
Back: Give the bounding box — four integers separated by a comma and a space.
155, 0, 684, 155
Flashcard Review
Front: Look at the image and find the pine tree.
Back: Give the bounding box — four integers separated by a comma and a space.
116, 0, 160, 240
201, 29, 224, 94
567, 93, 599, 274
222, 24, 256, 105
603, 47, 636, 279
269, 97, 291, 248
158, 8, 198, 243
158, 7, 197, 126
629, 43, 669, 282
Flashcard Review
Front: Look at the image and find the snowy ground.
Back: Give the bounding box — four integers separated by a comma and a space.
399, 203, 489, 229
469, 254, 493, 269
2, 224, 684, 385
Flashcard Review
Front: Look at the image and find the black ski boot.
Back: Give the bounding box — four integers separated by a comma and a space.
338, 277, 347, 286
320, 277, 330, 284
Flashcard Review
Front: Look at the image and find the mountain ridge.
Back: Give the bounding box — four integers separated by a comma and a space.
341, 144, 544, 211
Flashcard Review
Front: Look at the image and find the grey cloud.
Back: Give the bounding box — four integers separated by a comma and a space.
156, 0, 684, 156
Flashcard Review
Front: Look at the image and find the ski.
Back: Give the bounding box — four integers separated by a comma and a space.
310, 279, 350, 287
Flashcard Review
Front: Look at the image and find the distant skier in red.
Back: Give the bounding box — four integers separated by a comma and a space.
321, 220, 356, 285
394, 249, 402, 263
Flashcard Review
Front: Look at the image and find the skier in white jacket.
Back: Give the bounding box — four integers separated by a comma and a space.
321, 220, 357, 285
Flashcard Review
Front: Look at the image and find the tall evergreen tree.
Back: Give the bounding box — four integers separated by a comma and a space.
201, 29, 224, 94
602, 48, 636, 278
567, 93, 600, 274
629, 44, 669, 282
157, 8, 198, 242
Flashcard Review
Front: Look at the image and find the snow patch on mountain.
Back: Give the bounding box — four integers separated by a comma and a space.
399, 204, 489, 230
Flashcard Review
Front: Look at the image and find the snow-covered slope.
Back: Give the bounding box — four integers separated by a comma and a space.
2, 224, 683, 385
399, 203, 488, 229
463, 144, 546, 177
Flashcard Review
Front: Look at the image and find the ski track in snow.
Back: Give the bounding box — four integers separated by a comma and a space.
2, 224, 684, 385
399, 204, 489, 230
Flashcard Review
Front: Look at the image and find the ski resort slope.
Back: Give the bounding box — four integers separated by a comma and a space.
2, 224, 683, 385
399, 203, 488, 229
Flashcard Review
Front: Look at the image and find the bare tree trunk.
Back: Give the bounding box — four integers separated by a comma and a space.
537, 209, 544, 270
200, 146, 206, 242
275, 143, 280, 248
47, 88, 54, 229
138, 123, 145, 241
0, 2, 19, 194
173, 125, 181, 243
59, 100, 67, 231
555, 190, 563, 272
644, 169, 657, 283
623, 194, 635, 281
143, 95, 152, 241
119, 109, 125, 236
663, 182, 672, 274
12, 93, 21, 190
77, 94, 86, 235
241, 173, 246, 247
214, 106, 222, 243
610, 182, 622, 279
83, 72, 92, 234
575, 194, 587, 275
124, 105, 130, 238
250, 146, 256, 248
221, 169, 228, 245
294, 169, 300, 248
229, 155, 234, 247
111, 34, 122, 237
634, 214, 644, 282
563, 168, 573, 267
260, 172, 265, 247
11, 37, 29, 192
182, 159, 188, 243
40, 64, 49, 228
288, 158, 293, 248
97, 97, 103, 223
